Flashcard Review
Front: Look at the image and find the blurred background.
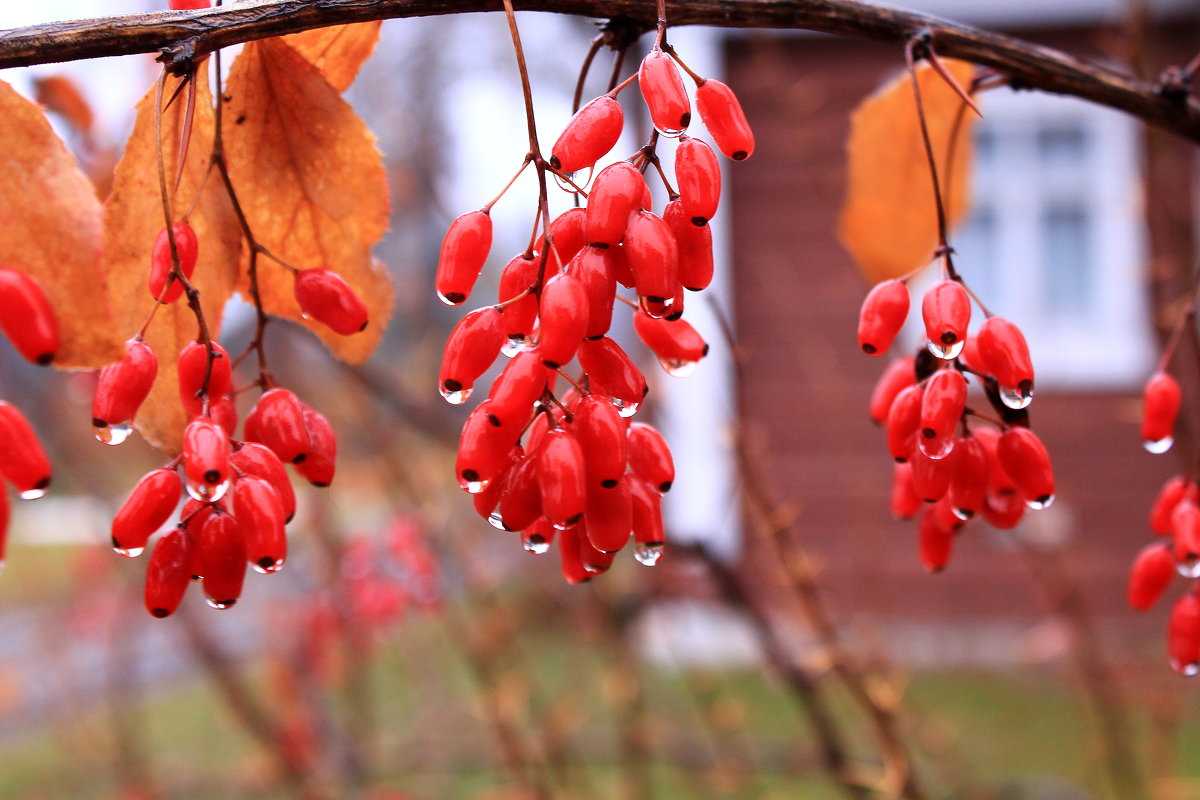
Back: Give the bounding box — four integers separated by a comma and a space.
1, 1, 1200, 798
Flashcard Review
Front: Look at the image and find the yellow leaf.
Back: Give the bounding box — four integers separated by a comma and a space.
284, 21, 382, 93
0, 80, 120, 369
104, 70, 242, 453
839, 60, 977, 284
224, 37, 392, 365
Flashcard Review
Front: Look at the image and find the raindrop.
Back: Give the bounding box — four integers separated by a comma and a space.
918, 434, 955, 460
463, 479, 488, 495
439, 385, 471, 405
487, 511, 508, 531
18, 487, 47, 501
614, 398, 640, 418
553, 166, 592, 193
1176, 557, 1200, 578
113, 545, 145, 559
523, 534, 550, 554
501, 337, 525, 358
634, 542, 664, 566
659, 358, 698, 378
252, 558, 285, 575
999, 385, 1033, 410
926, 339, 964, 360
951, 507, 973, 522
186, 477, 230, 504
1172, 658, 1200, 677
206, 598, 236, 610
1025, 494, 1054, 511
1144, 436, 1174, 455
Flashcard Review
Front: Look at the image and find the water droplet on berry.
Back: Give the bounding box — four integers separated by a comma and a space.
1025, 494, 1054, 510
19, 487, 46, 500
501, 337, 526, 358
1172, 658, 1200, 677
926, 339, 964, 360
206, 598, 236, 610
614, 398, 640, 418
440, 385, 472, 405
186, 477, 230, 503
1144, 436, 1175, 454
1176, 557, 1200, 578
487, 510, 508, 531
113, 544, 145, 558
634, 542, 664, 566
463, 479, 488, 494
999, 385, 1033, 410
252, 558, 285, 575
102, 423, 134, 445
553, 167, 592, 194
523, 533, 550, 554
918, 435, 955, 460
951, 506, 973, 521
659, 358, 698, 378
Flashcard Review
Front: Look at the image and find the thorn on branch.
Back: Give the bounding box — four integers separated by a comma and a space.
157, 37, 202, 77
1158, 65, 1193, 104
599, 17, 648, 51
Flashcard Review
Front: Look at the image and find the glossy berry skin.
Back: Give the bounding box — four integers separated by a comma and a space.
885, 384, 924, 463
585, 479, 632, 553
568, 247, 618, 340
629, 476, 666, 546
182, 417, 230, 501
538, 273, 589, 369
549, 96, 624, 174
1128, 543, 1175, 611
1150, 476, 1191, 536
664, 200, 714, 291
910, 445, 955, 503
497, 253, 540, 342
695, 79, 754, 160
918, 502, 957, 572
197, 512, 247, 608
625, 211, 679, 307
627, 422, 674, 493
1142, 371, 1182, 449
93, 338, 157, 430
674, 136, 720, 225
497, 454, 544, 532
546, 208, 588, 266
247, 388, 309, 464
178, 339, 232, 418
890, 462, 922, 520
633, 313, 708, 375
1169, 593, 1200, 675
456, 401, 516, 492
0, 268, 58, 365
976, 316, 1033, 393
639, 50, 691, 135
436, 210, 493, 306
488, 350, 551, 429
947, 435, 988, 519
558, 527, 593, 584
149, 222, 199, 304
439, 307, 506, 404
296, 406, 337, 488
538, 428, 588, 529
868, 357, 916, 424
233, 476, 287, 574
112, 467, 182, 557
294, 268, 369, 335
144, 527, 192, 618
996, 427, 1054, 507
858, 279, 910, 356
578, 337, 647, 413
919, 369, 967, 458
586, 162, 645, 246
230, 442, 296, 523
573, 395, 628, 488
0, 402, 51, 498
921, 280, 971, 356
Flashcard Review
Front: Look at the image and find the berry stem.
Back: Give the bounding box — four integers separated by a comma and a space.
483, 154, 533, 213
607, 72, 638, 98
571, 34, 604, 114
662, 43, 704, 85
904, 34, 956, 282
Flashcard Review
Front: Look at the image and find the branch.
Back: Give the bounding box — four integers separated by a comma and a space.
2, 0, 1200, 142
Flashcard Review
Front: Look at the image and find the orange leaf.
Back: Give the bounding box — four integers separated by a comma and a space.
284, 21, 382, 93
223, 37, 392, 365
104, 70, 242, 453
839, 60, 977, 284
0, 80, 120, 369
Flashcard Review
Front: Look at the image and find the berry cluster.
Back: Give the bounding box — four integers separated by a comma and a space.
1125, 359, 1200, 674
0, 267, 60, 568
436, 37, 752, 582
95, 218, 364, 617
860, 276, 1054, 571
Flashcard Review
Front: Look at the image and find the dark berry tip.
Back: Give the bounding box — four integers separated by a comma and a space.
462, 469, 480, 482
310, 481, 329, 488
732, 151, 749, 161
487, 414, 502, 427
35, 353, 54, 366
34, 476, 50, 490
861, 343, 877, 355
443, 379, 463, 393
701, 344, 710, 357
445, 292, 466, 304
257, 557, 277, 570
940, 331, 958, 345
92, 418, 108, 429
292, 453, 307, 464
358, 320, 369, 332
679, 112, 691, 128
659, 481, 672, 492
203, 469, 221, 484
549, 155, 562, 171
151, 608, 170, 619
216, 599, 237, 608
922, 428, 935, 439
565, 513, 583, 526
691, 216, 708, 227
601, 479, 618, 488
111, 536, 120, 548
589, 242, 611, 250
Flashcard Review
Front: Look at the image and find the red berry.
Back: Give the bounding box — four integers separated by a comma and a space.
858, 279, 910, 356
149, 222, 199, 304
435, 210, 493, 306
664, 200, 714, 291
890, 462, 922, 520
538, 428, 587, 529
182, 417, 230, 502
295, 405, 337, 488
885, 384, 923, 463
586, 162, 645, 246
233, 475, 287, 574
112, 467, 181, 558
629, 476, 666, 556
976, 316, 1034, 406
1142, 371, 1182, 453
947, 435, 988, 519
639, 49, 691, 135
627, 422, 674, 493
1150, 476, 1192, 536
497, 453, 544, 533
674, 136, 720, 224
572, 395, 628, 489
293, 268, 369, 335
93, 338, 158, 438
910, 444, 956, 503
550, 96, 624, 174
1168, 593, 1200, 676
981, 489, 1025, 530
0, 402, 51, 499
230, 442, 296, 523
537, 273, 589, 369
247, 388, 309, 464
456, 400, 516, 492
919, 369, 967, 459
196, 511, 247, 609
585, 478, 632, 553
567, 246, 618, 340
918, 502, 958, 573
921, 280, 971, 359
498, 253, 540, 343
178, 339, 233, 417
557, 526, 593, 584
624, 211, 679, 310
488, 349, 551, 429
1128, 543, 1175, 611
996, 427, 1054, 509
695, 79, 754, 160
439, 306, 506, 404
578, 337, 647, 415
868, 357, 916, 424
0, 267, 58, 365
144, 527, 192, 618
633, 313, 708, 377
545, 208, 588, 267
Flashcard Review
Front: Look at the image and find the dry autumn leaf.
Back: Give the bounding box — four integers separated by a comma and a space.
0, 79, 120, 369
223, 36, 392, 364
284, 21, 382, 93
104, 70, 242, 453
839, 60, 977, 285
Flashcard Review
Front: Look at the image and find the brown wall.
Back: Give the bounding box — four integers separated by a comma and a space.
723, 24, 1198, 635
